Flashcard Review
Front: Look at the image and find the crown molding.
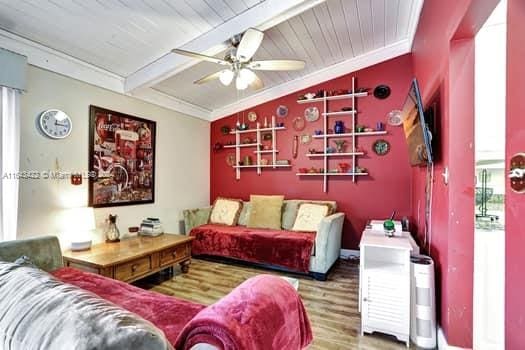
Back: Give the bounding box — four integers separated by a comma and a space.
0, 29, 125, 93
210, 40, 412, 121
0, 29, 213, 120
131, 88, 212, 121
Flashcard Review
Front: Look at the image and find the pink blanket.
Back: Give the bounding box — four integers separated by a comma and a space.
175, 274, 313, 350
190, 224, 315, 272
52, 267, 205, 345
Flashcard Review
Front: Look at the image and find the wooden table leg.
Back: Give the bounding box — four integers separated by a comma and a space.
180, 260, 191, 273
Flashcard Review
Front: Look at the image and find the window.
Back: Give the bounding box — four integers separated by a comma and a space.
0, 86, 20, 241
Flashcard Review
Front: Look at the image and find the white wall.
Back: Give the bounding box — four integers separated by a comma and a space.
17, 66, 210, 247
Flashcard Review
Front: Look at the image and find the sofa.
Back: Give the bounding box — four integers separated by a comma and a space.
0, 236, 313, 350
184, 199, 344, 280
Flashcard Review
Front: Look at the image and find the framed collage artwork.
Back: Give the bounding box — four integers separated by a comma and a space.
88, 106, 156, 208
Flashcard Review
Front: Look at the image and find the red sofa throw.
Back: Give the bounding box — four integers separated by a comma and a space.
189, 224, 315, 272
52, 267, 205, 345
175, 274, 313, 350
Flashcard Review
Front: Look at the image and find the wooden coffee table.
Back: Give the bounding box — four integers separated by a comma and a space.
63, 234, 194, 283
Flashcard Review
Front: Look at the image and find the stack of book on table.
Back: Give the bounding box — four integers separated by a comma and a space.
139, 218, 163, 236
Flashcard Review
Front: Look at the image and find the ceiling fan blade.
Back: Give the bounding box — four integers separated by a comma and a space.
248, 59, 306, 71
236, 28, 264, 62
172, 49, 230, 66
250, 73, 264, 90
194, 71, 223, 85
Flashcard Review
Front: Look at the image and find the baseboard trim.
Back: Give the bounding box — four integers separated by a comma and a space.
438, 327, 469, 350
340, 249, 359, 259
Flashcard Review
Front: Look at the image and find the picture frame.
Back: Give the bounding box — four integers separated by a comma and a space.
88, 105, 156, 208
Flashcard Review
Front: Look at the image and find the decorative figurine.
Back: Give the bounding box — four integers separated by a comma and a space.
333, 140, 347, 153
105, 214, 120, 243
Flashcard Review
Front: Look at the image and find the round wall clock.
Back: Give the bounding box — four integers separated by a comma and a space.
372, 139, 390, 155
38, 109, 72, 139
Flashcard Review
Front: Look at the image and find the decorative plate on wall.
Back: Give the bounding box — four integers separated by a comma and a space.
372, 139, 390, 155
386, 110, 403, 126
226, 154, 236, 167
277, 105, 288, 118
304, 107, 319, 122
292, 116, 305, 131
373, 85, 391, 99
300, 134, 312, 144
247, 111, 257, 122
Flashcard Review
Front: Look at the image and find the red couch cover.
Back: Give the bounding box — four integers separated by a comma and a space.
52, 268, 313, 350
189, 224, 315, 272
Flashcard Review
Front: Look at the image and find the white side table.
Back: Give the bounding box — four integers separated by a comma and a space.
359, 229, 416, 347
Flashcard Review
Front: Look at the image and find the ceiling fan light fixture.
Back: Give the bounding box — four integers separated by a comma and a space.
219, 69, 234, 86
236, 75, 249, 90
239, 68, 257, 84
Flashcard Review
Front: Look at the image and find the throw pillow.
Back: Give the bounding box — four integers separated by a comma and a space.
247, 195, 284, 230
237, 201, 251, 226
209, 197, 243, 226
282, 200, 337, 230
292, 202, 332, 232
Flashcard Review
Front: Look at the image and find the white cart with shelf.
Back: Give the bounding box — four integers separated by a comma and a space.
296, 76, 387, 192
226, 116, 290, 180
359, 230, 416, 347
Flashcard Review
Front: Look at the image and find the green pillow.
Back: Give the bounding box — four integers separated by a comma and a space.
247, 195, 284, 230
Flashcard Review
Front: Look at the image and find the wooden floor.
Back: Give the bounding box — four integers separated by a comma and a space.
136, 258, 410, 350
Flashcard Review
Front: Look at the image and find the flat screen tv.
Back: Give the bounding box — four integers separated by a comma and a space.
401, 78, 433, 166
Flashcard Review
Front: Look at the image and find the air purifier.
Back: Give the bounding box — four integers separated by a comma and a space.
410, 254, 436, 348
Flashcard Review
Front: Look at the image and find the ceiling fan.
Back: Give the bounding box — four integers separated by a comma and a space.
172, 28, 306, 91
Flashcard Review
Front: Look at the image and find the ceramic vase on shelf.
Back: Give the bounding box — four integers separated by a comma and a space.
105, 214, 120, 243
334, 121, 345, 134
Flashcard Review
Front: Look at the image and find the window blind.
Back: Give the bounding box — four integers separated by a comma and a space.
0, 48, 27, 91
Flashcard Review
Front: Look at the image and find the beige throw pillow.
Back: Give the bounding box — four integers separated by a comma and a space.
209, 197, 243, 226
247, 195, 284, 230
292, 202, 332, 232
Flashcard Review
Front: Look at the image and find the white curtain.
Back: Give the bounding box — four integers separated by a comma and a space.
0, 86, 20, 242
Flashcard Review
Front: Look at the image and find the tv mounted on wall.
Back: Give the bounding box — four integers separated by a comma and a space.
401, 78, 434, 166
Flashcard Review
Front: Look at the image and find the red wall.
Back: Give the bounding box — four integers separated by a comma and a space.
210, 54, 414, 249
506, 0, 525, 348
411, 0, 498, 347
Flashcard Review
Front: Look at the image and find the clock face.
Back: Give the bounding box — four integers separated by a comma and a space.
373, 139, 390, 155
39, 110, 72, 139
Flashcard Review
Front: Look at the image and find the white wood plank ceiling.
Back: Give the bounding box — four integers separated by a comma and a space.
154, 0, 420, 111
0, 0, 423, 120
0, 0, 264, 76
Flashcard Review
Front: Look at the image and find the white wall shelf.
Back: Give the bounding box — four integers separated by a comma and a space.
224, 143, 260, 149
296, 76, 382, 192
323, 110, 357, 116
227, 116, 289, 180
234, 164, 291, 169
296, 172, 368, 176
307, 152, 365, 157
297, 91, 368, 104
254, 150, 279, 154
229, 126, 285, 134
312, 131, 387, 139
